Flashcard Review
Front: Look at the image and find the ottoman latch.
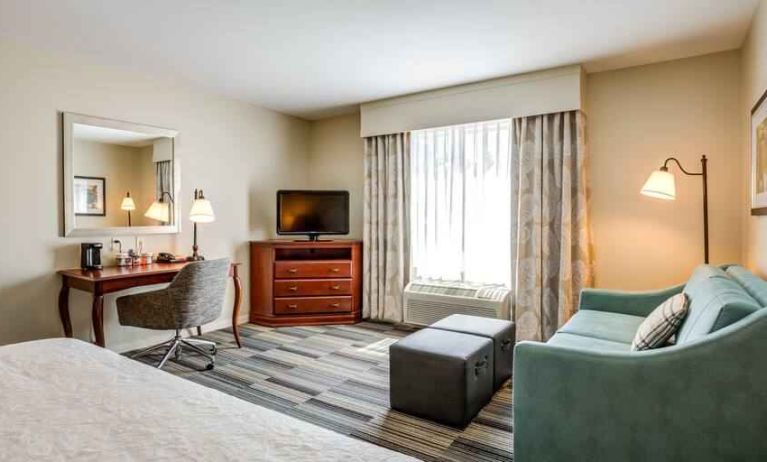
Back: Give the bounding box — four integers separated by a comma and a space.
474, 357, 489, 376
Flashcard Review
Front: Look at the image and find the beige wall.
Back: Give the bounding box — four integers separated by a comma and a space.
307, 113, 364, 239
587, 51, 743, 290
0, 40, 310, 351
308, 52, 747, 291
135, 145, 156, 226
742, 0, 767, 276
73, 139, 154, 228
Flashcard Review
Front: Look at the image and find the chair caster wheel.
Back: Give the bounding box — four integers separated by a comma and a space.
206, 363, 214, 371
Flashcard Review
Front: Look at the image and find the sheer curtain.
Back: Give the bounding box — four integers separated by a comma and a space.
410, 119, 512, 286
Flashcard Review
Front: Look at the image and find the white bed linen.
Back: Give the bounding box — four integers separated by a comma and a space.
0, 338, 415, 462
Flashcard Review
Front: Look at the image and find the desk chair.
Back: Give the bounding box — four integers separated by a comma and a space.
117, 258, 230, 370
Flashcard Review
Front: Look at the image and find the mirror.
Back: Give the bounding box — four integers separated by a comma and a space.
62, 112, 180, 237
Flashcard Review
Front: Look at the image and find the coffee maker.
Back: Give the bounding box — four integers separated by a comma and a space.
81, 243, 103, 270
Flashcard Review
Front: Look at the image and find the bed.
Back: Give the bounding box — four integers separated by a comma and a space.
0, 338, 415, 461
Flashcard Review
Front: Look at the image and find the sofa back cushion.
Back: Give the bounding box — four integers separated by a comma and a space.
677, 265, 761, 344
725, 265, 767, 306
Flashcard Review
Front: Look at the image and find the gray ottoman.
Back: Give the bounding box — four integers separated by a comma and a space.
389, 328, 493, 427
430, 314, 515, 389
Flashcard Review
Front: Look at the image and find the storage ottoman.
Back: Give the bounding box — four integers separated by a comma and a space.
430, 314, 515, 389
389, 328, 493, 427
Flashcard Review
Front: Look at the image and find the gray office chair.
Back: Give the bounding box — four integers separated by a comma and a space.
117, 258, 230, 370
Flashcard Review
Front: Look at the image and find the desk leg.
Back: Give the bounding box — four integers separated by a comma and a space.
232, 265, 242, 348
92, 295, 105, 347
58, 284, 73, 338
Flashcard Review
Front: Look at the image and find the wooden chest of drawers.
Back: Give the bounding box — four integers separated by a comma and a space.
250, 240, 362, 327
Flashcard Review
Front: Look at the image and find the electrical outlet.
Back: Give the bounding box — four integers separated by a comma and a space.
135, 237, 144, 252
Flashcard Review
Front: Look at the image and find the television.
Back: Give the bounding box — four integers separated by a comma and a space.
276, 190, 350, 240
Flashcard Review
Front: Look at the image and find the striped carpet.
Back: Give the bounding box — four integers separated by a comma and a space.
131, 322, 513, 461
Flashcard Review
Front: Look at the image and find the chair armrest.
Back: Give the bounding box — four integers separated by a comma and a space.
512, 310, 767, 461
578, 283, 685, 317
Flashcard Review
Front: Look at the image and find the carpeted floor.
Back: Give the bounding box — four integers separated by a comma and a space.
131, 322, 513, 462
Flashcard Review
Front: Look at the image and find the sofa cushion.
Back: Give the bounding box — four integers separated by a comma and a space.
677, 265, 761, 344
687, 264, 729, 283
630, 293, 689, 351
726, 265, 767, 306
547, 332, 631, 352
557, 310, 645, 344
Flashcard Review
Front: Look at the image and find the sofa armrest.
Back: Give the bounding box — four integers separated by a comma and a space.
512, 310, 767, 461
578, 283, 685, 317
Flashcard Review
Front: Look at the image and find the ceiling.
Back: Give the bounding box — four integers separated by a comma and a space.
73, 124, 160, 148
0, 0, 759, 119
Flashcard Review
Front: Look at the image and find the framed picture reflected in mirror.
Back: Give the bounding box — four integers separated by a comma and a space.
74, 176, 106, 216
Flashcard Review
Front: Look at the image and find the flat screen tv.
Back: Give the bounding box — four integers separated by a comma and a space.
276, 190, 349, 240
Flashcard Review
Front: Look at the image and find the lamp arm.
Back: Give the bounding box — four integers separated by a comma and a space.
159, 191, 175, 203
662, 157, 703, 176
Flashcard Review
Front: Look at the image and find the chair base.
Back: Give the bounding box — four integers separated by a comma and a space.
132, 330, 217, 370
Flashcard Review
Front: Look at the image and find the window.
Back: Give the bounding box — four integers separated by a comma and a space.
410, 119, 512, 286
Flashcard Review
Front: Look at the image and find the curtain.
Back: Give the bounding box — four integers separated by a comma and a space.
511, 110, 592, 341
410, 120, 512, 286
155, 160, 172, 199
363, 133, 411, 322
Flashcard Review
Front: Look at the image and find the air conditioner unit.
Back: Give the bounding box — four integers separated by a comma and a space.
403, 280, 511, 326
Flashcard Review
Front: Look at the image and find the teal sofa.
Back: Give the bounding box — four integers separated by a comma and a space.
513, 265, 767, 461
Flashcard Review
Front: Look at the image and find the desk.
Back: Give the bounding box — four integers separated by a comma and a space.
57, 262, 242, 348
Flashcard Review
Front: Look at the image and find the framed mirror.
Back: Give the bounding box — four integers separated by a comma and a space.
62, 112, 180, 237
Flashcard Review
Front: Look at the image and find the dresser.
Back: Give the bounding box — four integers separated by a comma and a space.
249, 240, 362, 326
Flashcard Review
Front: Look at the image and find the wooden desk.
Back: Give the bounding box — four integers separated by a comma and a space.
57, 262, 243, 348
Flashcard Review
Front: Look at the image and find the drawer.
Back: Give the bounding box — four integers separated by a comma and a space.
274, 279, 353, 297
274, 296, 352, 315
274, 260, 352, 279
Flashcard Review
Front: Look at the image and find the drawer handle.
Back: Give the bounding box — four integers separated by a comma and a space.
330, 268, 340, 273
287, 304, 298, 309
287, 268, 298, 274
329, 303, 341, 308
288, 286, 298, 292
330, 285, 341, 290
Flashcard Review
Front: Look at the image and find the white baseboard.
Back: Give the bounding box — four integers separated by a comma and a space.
112, 314, 250, 354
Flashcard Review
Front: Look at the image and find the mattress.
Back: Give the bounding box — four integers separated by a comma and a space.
0, 338, 415, 461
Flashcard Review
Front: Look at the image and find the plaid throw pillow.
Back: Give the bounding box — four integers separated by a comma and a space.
631, 293, 689, 351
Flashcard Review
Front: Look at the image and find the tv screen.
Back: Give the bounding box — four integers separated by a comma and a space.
277, 190, 349, 238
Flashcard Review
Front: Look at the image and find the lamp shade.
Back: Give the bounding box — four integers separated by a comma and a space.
120, 196, 136, 211
144, 200, 170, 222
640, 169, 676, 200
189, 197, 215, 223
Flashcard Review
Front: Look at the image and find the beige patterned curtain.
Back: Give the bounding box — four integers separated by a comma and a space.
363, 133, 411, 322
511, 110, 592, 341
